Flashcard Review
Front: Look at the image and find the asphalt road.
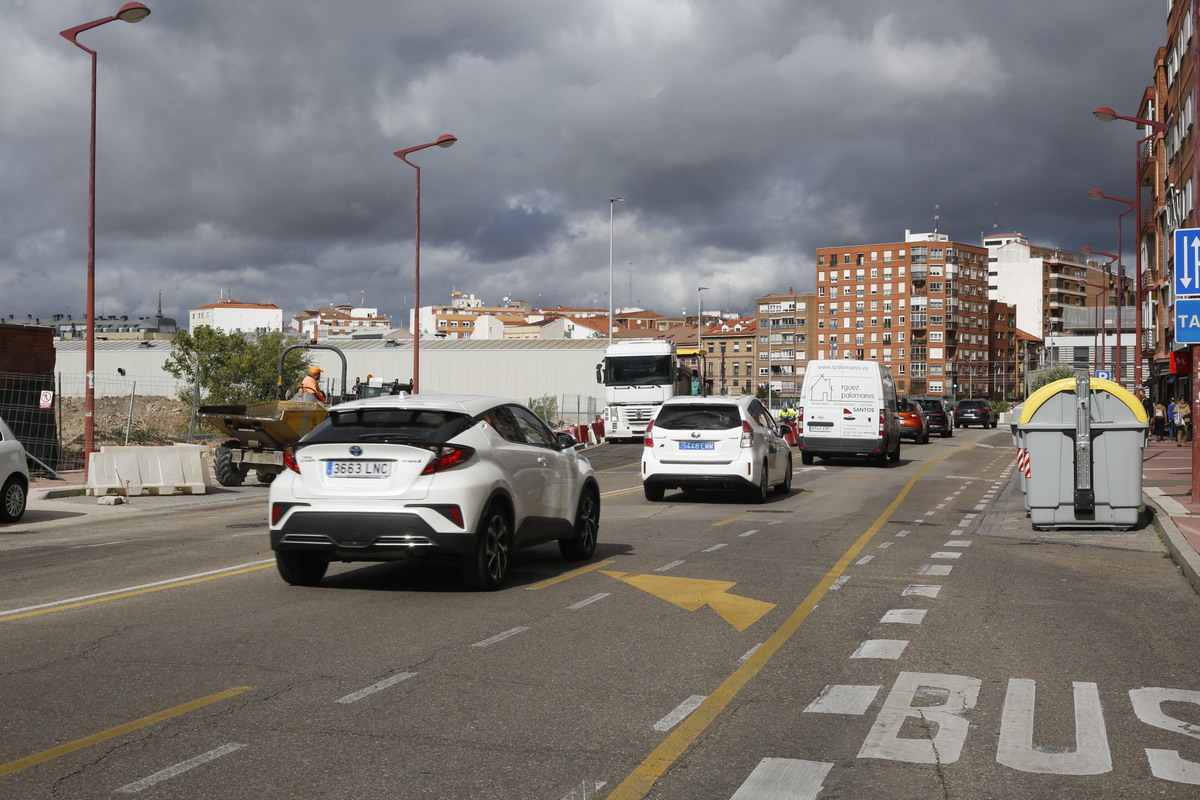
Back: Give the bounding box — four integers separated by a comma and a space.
2, 427, 1199, 799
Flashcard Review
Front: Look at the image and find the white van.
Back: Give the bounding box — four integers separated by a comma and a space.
797, 359, 901, 466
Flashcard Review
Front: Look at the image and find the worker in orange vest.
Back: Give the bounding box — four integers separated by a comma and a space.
298, 366, 328, 403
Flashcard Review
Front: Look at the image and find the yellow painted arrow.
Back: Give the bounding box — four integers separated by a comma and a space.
601, 571, 776, 632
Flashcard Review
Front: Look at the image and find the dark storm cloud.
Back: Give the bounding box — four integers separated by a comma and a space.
0, 0, 1163, 325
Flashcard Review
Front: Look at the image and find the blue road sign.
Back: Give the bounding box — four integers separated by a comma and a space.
1174, 228, 1200, 296
1175, 298, 1200, 344
1095, 370, 1113, 380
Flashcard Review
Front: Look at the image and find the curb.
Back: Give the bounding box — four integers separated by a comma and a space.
29, 486, 87, 501
1143, 488, 1200, 596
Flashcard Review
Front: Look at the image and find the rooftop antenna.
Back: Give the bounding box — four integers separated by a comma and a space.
933, 203, 940, 235
993, 202, 999, 230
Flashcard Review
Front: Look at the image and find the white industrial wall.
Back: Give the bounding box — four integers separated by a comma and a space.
51, 339, 610, 406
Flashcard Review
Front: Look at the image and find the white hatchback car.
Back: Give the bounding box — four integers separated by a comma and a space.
1, 415, 29, 523
269, 395, 600, 590
641, 395, 793, 503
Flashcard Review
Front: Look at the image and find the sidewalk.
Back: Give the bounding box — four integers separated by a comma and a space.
1140, 437, 1200, 594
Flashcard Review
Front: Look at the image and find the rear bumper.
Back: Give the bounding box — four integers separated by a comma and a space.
797, 436, 887, 455
643, 472, 757, 492
270, 510, 475, 560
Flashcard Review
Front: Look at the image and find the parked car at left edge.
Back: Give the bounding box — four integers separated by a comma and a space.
269, 395, 600, 591
0, 416, 29, 523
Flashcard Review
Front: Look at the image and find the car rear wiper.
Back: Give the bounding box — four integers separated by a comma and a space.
357, 433, 426, 444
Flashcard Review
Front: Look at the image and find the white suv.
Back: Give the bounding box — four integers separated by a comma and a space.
641, 396, 793, 503
269, 395, 600, 590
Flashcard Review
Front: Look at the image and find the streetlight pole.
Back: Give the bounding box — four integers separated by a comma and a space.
60, 2, 151, 479
608, 198, 624, 345
1087, 191, 1136, 386
393, 134, 457, 394
1082, 247, 1118, 378
697, 286, 709, 396
1092, 108, 1169, 389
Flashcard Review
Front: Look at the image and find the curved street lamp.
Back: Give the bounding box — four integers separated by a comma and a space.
393, 134, 457, 394
60, 2, 152, 478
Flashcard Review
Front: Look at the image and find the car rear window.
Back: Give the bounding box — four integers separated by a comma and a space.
304, 408, 475, 444
916, 400, 942, 413
897, 398, 915, 412
958, 400, 988, 409
654, 405, 741, 430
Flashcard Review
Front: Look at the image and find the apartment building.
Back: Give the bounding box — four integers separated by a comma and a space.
814, 231, 991, 398
699, 318, 757, 396
754, 292, 818, 407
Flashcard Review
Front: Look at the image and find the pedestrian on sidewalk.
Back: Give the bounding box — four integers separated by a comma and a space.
1153, 399, 1167, 442
1175, 397, 1191, 446
1169, 397, 1178, 443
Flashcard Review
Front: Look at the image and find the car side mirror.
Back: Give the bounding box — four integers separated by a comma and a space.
556, 432, 580, 451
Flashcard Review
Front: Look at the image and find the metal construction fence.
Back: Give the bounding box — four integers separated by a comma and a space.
0, 369, 605, 474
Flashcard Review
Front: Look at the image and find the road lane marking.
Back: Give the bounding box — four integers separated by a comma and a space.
602, 572, 776, 631
851, 640, 909, 659
601, 486, 645, 498
568, 593, 610, 610
804, 685, 881, 716
931, 551, 963, 560
831, 576, 850, 590
855, 556, 874, 565
559, 780, 609, 800
738, 529, 760, 537
527, 560, 615, 590
713, 515, 749, 526
0, 562, 275, 622
335, 672, 417, 704
653, 695, 707, 732
115, 742, 246, 794
944, 540, 971, 547
730, 758, 833, 800
880, 609, 926, 624
702, 544, 727, 553
471, 627, 529, 648
0, 687, 253, 778
918, 564, 953, 576
903, 585, 942, 598
603, 448, 957, 800
654, 560, 685, 572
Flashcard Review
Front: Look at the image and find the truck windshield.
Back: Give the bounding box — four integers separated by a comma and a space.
603, 355, 674, 386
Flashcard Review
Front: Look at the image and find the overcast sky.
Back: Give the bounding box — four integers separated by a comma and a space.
0, 0, 1164, 328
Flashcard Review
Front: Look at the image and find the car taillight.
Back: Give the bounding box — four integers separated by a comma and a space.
420, 444, 475, 475
878, 411, 887, 435
643, 420, 654, 448
282, 444, 301, 474
797, 407, 804, 425
741, 421, 753, 448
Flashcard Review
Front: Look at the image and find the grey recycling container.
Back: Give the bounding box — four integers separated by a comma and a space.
1015, 376, 1148, 530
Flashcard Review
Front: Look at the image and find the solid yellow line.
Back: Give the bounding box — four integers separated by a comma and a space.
604, 449, 957, 800
526, 560, 615, 590
0, 565, 275, 623
712, 515, 748, 527
0, 686, 254, 778
602, 486, 646, 498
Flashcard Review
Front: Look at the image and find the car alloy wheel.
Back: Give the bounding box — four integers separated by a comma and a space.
462, 502, 511, 591
561, 487, 599, 560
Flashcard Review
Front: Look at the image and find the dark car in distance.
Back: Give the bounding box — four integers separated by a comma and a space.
954, 398, 998, 429
912, 397, 953, 438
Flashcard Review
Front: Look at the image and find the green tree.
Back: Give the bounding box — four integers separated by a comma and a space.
163, 327, 312, 405
1029, 363, 1078, 393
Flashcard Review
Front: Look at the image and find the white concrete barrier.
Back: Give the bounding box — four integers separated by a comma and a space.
86, 444, 214, 496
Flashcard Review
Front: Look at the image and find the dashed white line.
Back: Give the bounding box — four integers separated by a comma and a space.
730, 758, 833, 800
931, 551, 963, 560
903, 585, 942, 598
851, 639, 909, 659
702, 543, 728, 553
739, 529, 760, 538
654, 695, 707, 731
804, 685, 881, 715
115, 743, 246, 794
918, 564, 954, 576
567, 593, 610, 610
471, 626, 529, 648
336, 672, 417, 704
943, 540, 971, 548
856, 555, 875, 565
655, 560, 685, 572
831, 575, 851, 590
881, 609, 927, 624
